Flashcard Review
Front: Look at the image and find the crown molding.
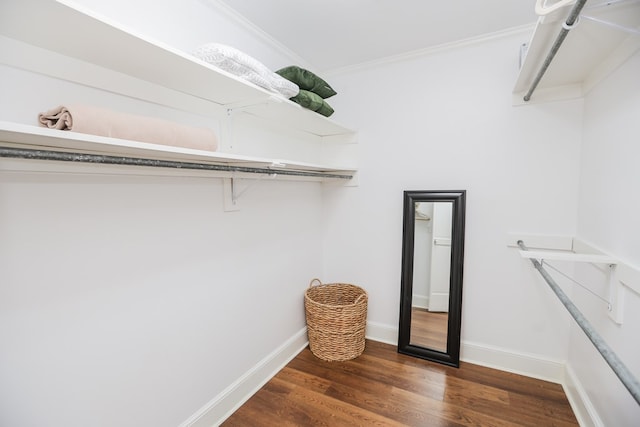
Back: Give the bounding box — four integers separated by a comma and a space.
198, 0, 313, 70
324, 23, 536, 77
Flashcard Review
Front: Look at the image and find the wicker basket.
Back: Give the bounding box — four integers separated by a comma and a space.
304, 278, 368, 361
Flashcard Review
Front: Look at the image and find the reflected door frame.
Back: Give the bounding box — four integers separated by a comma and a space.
428, 202, 452, 312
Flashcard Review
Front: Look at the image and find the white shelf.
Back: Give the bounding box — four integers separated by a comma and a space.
0, 0, 354, 138
513, 0, 640, 104
0, 122, 356, 180
519, 249, 618, 264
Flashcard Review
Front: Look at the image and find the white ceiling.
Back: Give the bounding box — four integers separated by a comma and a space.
217, 0, 539, 71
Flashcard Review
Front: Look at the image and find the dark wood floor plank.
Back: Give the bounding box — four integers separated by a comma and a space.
384, 384, 518, 427
276, 366, 333, 394
325, 380, 466, 427
277, 377, 408, 427
506, 391, 580, 425
363, 342, 576, 425
350, 352, 512, 405
222, 382, 302, 427
364, 341, 569, 400
291, 351, 446, 401
222, 340, 579, 426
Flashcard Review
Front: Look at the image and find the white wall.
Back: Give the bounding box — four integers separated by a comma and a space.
322, 28, 640, 425
0, 173, 321, 427
0, 1, 320, 426
570, 50, 640, 426
4, 0, 636, 425
323, 31, 583, 371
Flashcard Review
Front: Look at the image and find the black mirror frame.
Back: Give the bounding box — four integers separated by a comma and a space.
398, 190, 466, 367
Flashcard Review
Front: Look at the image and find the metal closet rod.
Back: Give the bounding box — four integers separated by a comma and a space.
0, 146, 354, 180
524, 0, 589, 102
517, 240, 640, 405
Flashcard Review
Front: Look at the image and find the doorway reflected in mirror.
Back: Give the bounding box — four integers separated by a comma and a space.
409, 201, 452, 352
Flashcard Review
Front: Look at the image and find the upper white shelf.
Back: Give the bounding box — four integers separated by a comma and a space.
0, 0, 353, 137
513, 0, 640, 104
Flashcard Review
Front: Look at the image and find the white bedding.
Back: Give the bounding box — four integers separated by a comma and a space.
192, 43, 299, 99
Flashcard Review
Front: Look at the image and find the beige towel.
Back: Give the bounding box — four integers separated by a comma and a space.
38, 105, 218, 152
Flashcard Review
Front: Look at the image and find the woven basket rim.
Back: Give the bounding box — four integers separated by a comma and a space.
307, 282, 365, 289
306, 283, 367, 293
304, 296, 368, 309
305, 283, 367, 309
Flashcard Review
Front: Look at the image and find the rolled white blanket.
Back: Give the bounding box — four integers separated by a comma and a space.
38, 104, 218, 152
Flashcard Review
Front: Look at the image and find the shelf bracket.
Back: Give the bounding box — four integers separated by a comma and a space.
223, 177, 240, 212
225, 95, 284, 115
223, 172, 277, 212
223, 107, 236, 151
517, 240, 625, 324
607, 264, 624, 324
581, 14, 640, 35
535, 0, 577, 16
223, 95, 286, 151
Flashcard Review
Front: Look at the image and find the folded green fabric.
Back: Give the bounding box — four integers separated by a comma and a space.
276, 66, 337, 99
290, 90, 334, 117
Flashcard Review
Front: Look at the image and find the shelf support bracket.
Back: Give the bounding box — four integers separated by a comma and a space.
608, 264, 625, 324
222, 107, 236, 151
517, 241, 640, 405
517, 241, 624, 323
581, 14, 640, 35
223, 172, 277, 212
223, 177, 240, 212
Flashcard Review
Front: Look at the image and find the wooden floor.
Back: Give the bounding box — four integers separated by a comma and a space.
222, 340, 578, 427
410, 308, 448, 351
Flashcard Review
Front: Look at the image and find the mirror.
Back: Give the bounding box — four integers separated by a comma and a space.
398, 190, 466, 367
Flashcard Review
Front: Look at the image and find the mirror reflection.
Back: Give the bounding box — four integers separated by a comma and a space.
410, 202, 452, 352
398, 190, 465, 367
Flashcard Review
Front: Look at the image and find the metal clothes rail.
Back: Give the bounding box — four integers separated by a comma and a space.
518, 240, 640, 405
524, 0, 588, 102
0, 146, 354, 180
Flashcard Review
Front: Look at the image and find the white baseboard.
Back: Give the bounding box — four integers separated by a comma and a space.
461, 340, 566, 384
428, 293, 450, 312
563, 363, 604, 427
411, 294, 429, 309
365, 320, 398, 345
180, 327, 309, 427
366, 325, 566, 385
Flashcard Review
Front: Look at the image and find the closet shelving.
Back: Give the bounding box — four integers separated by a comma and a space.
0, 122, 355, 180
513, 0, 640, 104
0, 0, 357, 181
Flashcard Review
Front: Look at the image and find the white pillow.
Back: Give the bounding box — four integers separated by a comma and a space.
192, 43, 299, 98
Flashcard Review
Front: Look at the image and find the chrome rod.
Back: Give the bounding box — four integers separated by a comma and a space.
518, 240, 640, 405
523, 0, 589, 102
0, 146, 353, 180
